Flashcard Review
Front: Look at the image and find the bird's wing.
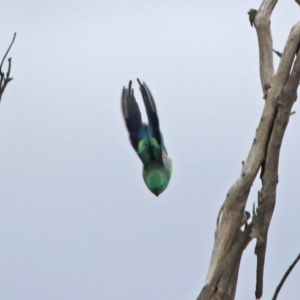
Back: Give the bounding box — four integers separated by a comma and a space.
122, 81, 151, 165
137, 79, 163, 162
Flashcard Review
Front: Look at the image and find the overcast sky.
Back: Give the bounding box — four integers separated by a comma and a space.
0, 1, 299, 299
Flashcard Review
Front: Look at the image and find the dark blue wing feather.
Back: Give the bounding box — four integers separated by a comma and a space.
122, 81, 151, 165
137, 79, 165, 163
137, 79, 161, 146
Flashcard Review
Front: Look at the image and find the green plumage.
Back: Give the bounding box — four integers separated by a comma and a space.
121, 79, 172, 196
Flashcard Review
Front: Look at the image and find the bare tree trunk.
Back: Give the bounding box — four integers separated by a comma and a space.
197, 1, 300, 299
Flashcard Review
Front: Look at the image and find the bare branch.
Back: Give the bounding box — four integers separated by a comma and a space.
205, 69, 279, 285
198, 2, 299, 299
272, 22, 300, 95
254, 29, 300, 299
6, 58, 12, 80
197, 226, 253, 300
272, 253, 300, 300
272, 49, 282, 58
253, 0, 278, 93
0, 33, 16, 102
0, 33, 16, 71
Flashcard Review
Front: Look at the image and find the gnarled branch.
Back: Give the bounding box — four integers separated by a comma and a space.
197, 1, 300, 299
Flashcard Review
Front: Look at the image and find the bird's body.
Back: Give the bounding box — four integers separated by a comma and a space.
121, 79, 172, 196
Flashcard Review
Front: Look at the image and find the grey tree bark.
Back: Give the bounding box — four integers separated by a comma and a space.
197, 1, 300, 299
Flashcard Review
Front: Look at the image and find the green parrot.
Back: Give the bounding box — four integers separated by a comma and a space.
121, 79, 172, 197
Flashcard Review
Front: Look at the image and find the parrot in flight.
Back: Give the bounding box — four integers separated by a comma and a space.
121, 79, 172, 197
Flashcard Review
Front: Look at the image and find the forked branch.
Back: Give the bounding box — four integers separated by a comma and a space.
253, 21, 300, 299
197, 1, 300, 299
0, 32, 16, 102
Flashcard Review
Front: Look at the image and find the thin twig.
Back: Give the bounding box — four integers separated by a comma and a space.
0, 33, 16, 71
272, 252, 300, 300
272, 49, 282, 58
0, 33, 17, 102
6, 58, 12, 79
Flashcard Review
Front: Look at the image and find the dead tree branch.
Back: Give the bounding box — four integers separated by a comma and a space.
253, 0, 277, 93
197, 1, 300, 299
200, 0, 278, 292
253, 21, 300, 299
0, 33, 16, 102
272, 252, 300, 300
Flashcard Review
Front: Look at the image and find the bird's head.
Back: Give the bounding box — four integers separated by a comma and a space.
144, 170, 170, 197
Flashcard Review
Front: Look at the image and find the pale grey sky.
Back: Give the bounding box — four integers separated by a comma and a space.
0, 1, 299, 299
